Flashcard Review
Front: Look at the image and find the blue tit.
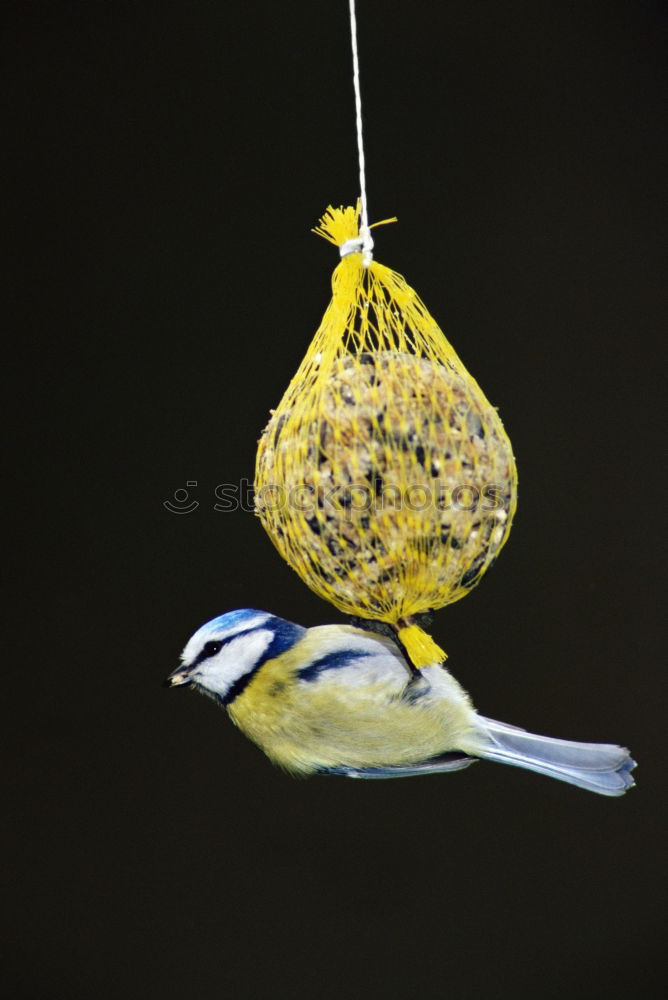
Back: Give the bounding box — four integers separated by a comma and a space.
165, 609, 636, 796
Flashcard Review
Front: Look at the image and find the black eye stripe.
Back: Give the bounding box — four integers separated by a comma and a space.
192, 627, 258, 667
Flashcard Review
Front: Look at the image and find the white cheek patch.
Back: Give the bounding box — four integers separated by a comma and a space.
195, 629, 273, 698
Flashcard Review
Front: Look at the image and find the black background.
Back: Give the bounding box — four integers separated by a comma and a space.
5, 2, 666, 998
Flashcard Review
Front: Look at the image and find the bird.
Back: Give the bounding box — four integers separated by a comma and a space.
165, 609, 636, 796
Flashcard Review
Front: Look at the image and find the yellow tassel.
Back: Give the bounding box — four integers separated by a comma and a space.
398, 625, 447, 668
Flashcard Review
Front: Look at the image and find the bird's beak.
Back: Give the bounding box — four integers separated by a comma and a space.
163, 667, 192, 688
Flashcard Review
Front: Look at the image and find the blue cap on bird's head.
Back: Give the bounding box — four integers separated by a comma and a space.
164, 609, 305, 703
194, 608, 272, 642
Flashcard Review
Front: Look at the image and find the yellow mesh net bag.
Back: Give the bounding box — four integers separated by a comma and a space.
255, 205, 517, 667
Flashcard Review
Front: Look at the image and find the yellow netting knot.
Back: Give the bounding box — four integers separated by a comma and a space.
398, 625, 447, 668
313, 204, 398, 263
313, 204, 361, 248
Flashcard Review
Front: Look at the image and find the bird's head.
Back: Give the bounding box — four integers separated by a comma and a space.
165, 609, 305, 705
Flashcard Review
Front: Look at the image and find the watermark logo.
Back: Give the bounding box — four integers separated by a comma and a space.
163, 481, 200, 514
163, 478, 507, 515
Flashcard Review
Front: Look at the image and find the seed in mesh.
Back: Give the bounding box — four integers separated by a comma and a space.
255, 352, 516, 617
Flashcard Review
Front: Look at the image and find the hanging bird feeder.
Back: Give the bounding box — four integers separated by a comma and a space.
254, 5, 517, 669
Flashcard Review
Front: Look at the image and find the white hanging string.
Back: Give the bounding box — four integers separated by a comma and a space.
347, 0, 373, 267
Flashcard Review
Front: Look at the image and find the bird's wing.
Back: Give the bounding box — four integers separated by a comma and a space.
295, 625, 412, 690
321, 753, 477, 779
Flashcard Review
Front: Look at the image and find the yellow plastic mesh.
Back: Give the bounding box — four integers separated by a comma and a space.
255, 205, 517, 667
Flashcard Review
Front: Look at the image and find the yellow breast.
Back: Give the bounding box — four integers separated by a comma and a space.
227, 629, 475, 774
